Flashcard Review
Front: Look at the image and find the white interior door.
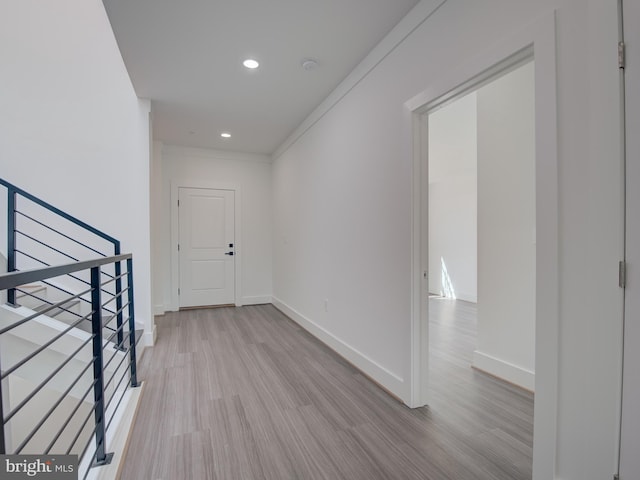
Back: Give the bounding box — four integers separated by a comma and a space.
178, 187, 235, 308
619, 0, 639, 477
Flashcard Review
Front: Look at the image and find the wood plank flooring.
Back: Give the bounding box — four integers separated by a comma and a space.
119, 300, 533, 480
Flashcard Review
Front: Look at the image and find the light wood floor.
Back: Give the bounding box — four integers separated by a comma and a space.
119, 300, 533, 480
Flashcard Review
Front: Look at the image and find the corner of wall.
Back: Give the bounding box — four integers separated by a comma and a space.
142, 324, 157, 348
241, 295, 273, 306
472, 350, 535, 391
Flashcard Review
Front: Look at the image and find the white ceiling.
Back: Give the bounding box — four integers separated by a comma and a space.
102, 0, 421, 155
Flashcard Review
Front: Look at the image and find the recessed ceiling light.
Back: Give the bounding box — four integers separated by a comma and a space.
221, 132, 231, 138
243, 59, 259, 69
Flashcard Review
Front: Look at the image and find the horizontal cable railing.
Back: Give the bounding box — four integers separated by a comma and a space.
0, 254, 140, 479
1, 178, 126, 348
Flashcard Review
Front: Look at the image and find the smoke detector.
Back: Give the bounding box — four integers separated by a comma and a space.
301, 58, 318, 71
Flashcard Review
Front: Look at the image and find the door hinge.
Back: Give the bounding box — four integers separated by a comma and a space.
178, 288, 180, 295
619, 260, 627, 288
178, 243, 180, 251
619, 41, 625, 69
178, 199, 180, 207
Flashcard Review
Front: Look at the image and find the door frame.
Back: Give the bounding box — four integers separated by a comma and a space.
618, 0, 638, 476
406, 11, 558, 479
170, 182, 242, 310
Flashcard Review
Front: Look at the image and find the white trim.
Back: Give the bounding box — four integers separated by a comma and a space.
272, 297, 405, 395
153, 304, 164, 316
241, 295, 272, 306
456, 293, 477, 304
170, 182, 242, 310
409, 110, 430, 408
271, 0, 448, 160
163, 144, 271, 163
83, 383, 145, 480
472, 350, 535, 391
530, 14, 559, 480
408, 11, 559, 480
143, 325, 156, 347
405, 47, 534, 113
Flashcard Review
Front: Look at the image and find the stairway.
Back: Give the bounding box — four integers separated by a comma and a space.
18, 284, 82, 321
0, 178, 143, 479
0, 303, 130, 455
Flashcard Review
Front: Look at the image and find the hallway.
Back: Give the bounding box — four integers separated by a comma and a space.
120, 301, 533, 479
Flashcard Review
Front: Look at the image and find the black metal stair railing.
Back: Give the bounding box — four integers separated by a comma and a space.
0, 178, 127, 348
0, 255, 140, 479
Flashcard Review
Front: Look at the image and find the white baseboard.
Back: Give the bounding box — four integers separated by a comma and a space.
428, 293, 477, 303
456, 292, 477, 303
142, 325, 156, 347
85, 383, 145, 480
153, 304, 165, 316
472, 350, 535, 391
241, 295, 272, 306
272, 297, 405, 399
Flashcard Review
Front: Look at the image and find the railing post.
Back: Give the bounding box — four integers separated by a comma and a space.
114, 241, 125, 350
7, 187, 17, 306
126, 258, 139, 388
90, 266, 112, 466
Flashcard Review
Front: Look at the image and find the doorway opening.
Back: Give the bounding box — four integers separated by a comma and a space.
428, 60, 536, 389
427, 59, 536, 478
409, 17, 559, 478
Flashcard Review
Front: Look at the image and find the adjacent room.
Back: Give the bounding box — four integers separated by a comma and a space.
426, 60, 536, 478
428, 60, 536, 391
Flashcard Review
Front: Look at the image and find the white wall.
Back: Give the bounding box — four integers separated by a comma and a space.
150, 140, 164, 318
553, 3, 624, 479
0, 0, 154, 345
428, 92, 477, 302
619, 1, 640, 476
160, 145, 272, 310
475, 62, 536, 390
272, 1, 624, 479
